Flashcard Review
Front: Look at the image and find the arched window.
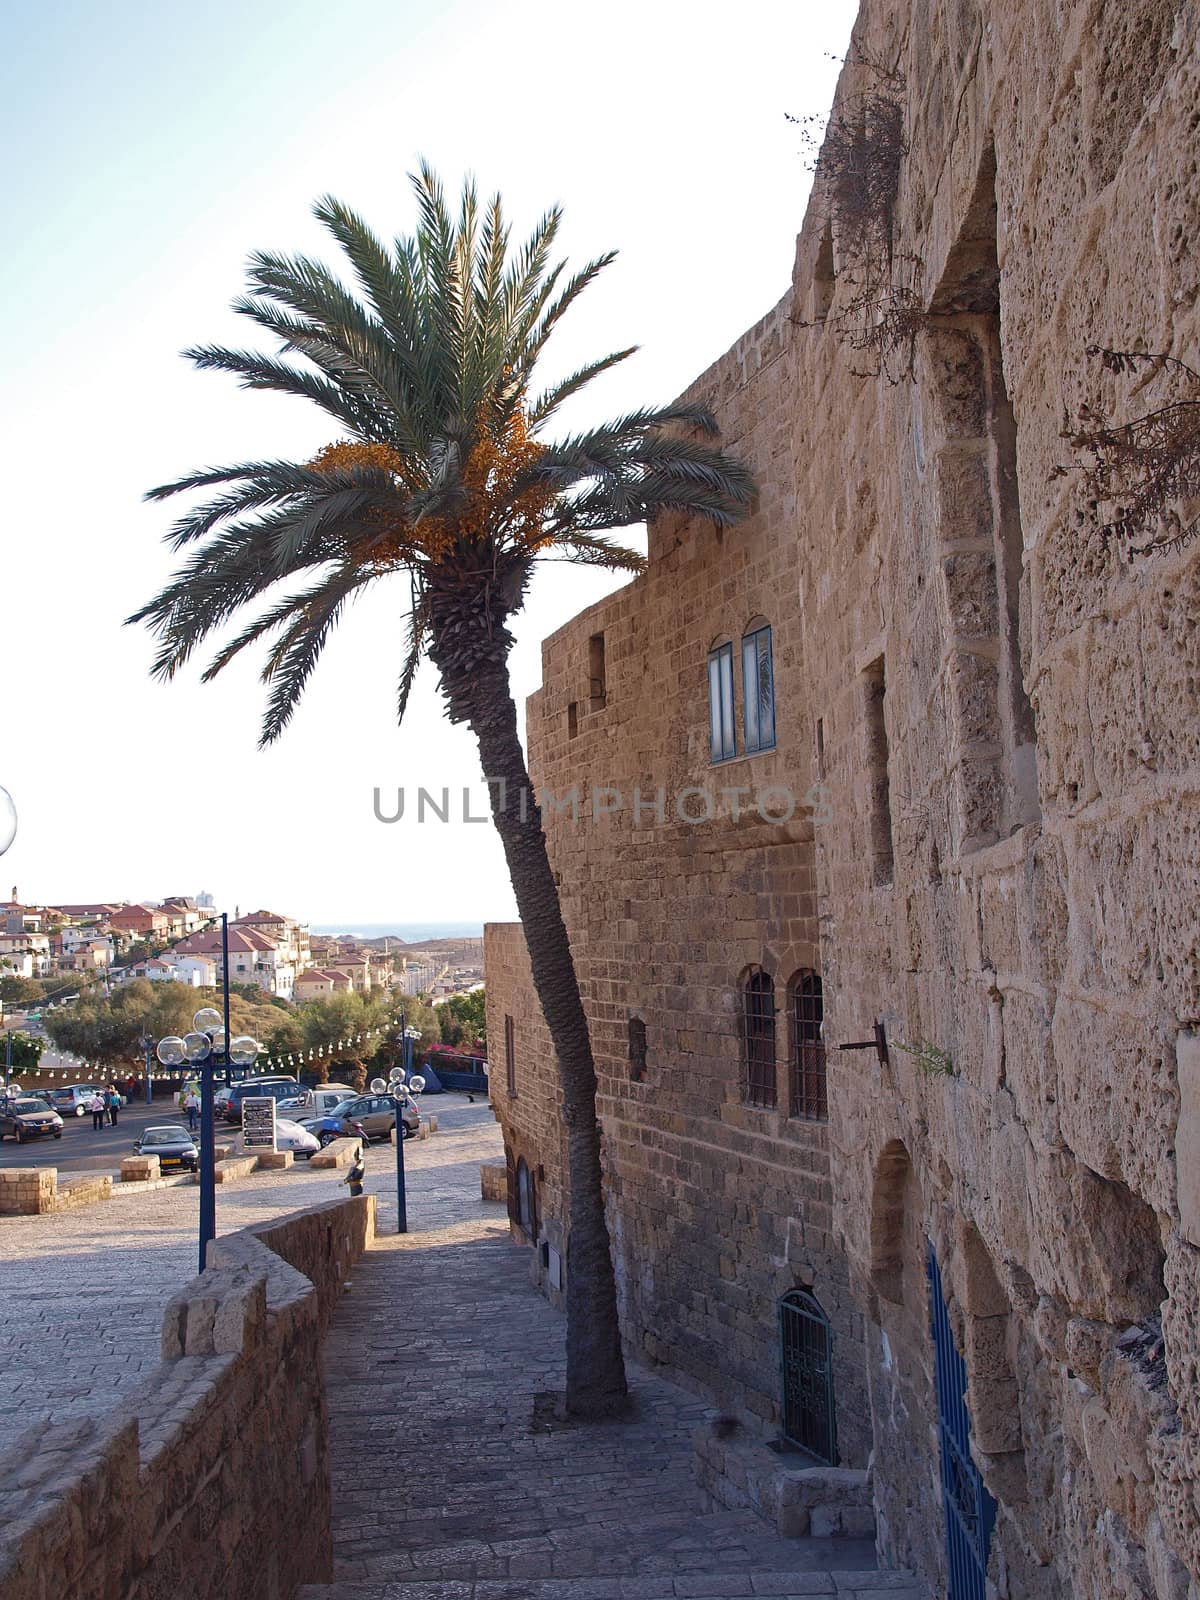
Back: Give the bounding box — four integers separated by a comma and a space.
516, 1157, 536, 1237
779, 1288, 836, 1464
708, 640, 736, 762
789, 970, 826, 1120
743, 970, 777, 1108
742, 620, 776, 754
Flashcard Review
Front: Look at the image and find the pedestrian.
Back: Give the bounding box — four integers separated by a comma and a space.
184, 1087, 200, 1132
89, 1091, 105, 1132
107, 1086, 121, 1127
341, 1129, 367, 1198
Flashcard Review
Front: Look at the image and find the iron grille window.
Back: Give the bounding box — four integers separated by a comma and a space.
708, 644, 736, 762
742, 624, 776, 753
789, 971, 827, 1120
504, 1014, 516, 1095
743, 970, 777, 1107
779, 1288, 836, 1463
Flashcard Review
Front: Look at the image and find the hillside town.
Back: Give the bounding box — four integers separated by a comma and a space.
0, 888, 483, 1002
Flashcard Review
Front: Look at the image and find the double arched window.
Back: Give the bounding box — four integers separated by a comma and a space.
707, 621, 776, 762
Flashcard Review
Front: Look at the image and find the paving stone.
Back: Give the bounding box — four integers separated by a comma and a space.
310, 1130, 924, 1600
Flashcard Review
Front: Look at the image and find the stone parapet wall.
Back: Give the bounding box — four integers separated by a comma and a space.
0, 1167, 112, 1213
0, 1193, 375, 1600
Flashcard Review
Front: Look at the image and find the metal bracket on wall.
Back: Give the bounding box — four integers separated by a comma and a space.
837, 1019, 889, 1068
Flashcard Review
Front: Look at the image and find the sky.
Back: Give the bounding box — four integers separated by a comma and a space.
1, 0, 857, 925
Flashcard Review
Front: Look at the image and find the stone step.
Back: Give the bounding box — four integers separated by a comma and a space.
299, 1569, 925, 1600
325, 1525, 884, 1587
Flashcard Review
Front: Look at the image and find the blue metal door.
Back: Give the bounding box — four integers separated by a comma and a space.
928, 1243, 997, 1600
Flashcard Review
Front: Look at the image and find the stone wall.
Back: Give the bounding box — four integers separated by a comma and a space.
0, 1194, 375, 1600
0, 1166, 113, 1213
486, 1, 1200, 1596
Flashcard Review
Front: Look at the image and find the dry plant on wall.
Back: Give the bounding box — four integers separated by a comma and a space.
789, 45, 927, 381
1062, 346, 1200, 556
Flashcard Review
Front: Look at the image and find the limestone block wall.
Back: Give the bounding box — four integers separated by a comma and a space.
0, 1194, 376, 1600
486, 0, 1200, 1594
487, 292, 873, 1464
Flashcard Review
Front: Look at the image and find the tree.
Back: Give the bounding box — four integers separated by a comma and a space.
0, 975, 44, 1006
440, 988, 486, 1049
3, 1033, 44, 1073
129, 167, 754, 1417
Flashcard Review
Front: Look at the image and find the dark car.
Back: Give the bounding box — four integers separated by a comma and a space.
300, 1092, 419, 1148
1, 1096, 64, 1142
133, 1125, 200, 1170
221, 1078, 302, 1125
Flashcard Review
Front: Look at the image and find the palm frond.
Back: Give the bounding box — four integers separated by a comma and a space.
258, 564, 371, 745
183, 345, 390, 438
528, 348, 637, 428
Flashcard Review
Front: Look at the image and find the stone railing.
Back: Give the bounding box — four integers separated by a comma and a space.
0, 1192, 375, 1600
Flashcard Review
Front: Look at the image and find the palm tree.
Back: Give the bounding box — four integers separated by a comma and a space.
130, 164, 755, 1418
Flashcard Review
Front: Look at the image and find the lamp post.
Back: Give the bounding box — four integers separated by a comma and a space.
156, 994, 259, 1270
374, 1020, 423, 1235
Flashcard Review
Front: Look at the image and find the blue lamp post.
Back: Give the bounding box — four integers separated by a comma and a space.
154, 915, 259, 1271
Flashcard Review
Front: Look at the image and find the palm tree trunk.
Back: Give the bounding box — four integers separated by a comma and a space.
434, 640, 628, 1419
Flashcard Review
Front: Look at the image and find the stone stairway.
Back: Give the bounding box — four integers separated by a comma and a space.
299, 1218, 924, 1600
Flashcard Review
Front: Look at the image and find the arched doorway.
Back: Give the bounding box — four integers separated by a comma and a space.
779, 1287, 836, 1464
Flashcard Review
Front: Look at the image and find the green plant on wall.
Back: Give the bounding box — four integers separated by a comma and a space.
892, 1037, 955, 1077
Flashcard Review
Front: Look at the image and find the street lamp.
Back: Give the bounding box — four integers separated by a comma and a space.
375, 1031, 424, 1236
157, 1008, 259, 1272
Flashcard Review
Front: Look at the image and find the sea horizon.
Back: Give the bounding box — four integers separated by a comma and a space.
312, 920, 485, 942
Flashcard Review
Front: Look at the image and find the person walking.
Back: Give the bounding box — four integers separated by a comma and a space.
340, 1127, 367, 1198
89, 1091, 105, 1132
107, 1086, 121, 1127
183, 1087, 200, 1133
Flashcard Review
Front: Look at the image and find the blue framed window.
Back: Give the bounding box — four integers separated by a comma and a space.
742, 624, 776, 753
708, 644, 736, 762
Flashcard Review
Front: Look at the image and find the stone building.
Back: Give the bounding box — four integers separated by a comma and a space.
485, 2, 1200, 1598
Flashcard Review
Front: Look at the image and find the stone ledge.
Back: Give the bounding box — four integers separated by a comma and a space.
311, 1138, 360, 1169
212, 1155, 258, 1184
255, 1149, 294, 1170
693, 1419, 875, 1539
121, 1155, 160, 1182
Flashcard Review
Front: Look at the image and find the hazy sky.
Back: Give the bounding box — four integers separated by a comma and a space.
2, 0, 856, 924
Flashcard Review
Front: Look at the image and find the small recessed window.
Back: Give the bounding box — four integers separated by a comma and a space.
504, 1014, 516, 1096
589, 633, 607, 710
708, 644, 736, 762
629, 1016, 647, 1082
567, 702, 579, 739
742, 623, 776, 754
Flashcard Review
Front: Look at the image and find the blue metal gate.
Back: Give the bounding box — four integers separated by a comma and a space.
928, 1244, 996, 1600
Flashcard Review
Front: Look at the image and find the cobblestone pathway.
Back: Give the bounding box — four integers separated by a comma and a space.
0, 1100, 498, 1453
302, 1206, 924, 1599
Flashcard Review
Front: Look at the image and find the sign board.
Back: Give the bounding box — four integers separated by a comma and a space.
241, 1095, 278, 1152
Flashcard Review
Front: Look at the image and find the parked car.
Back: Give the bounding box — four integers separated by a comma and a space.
133, 1125, 199, 1171
272, 1118, 320, 1158
1, 1096, 64, 1142
300, 1092, 419, 1148
221, 1078, 302, 1125
277, 1086, 357, 1119
49, 1083, 108, 1117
